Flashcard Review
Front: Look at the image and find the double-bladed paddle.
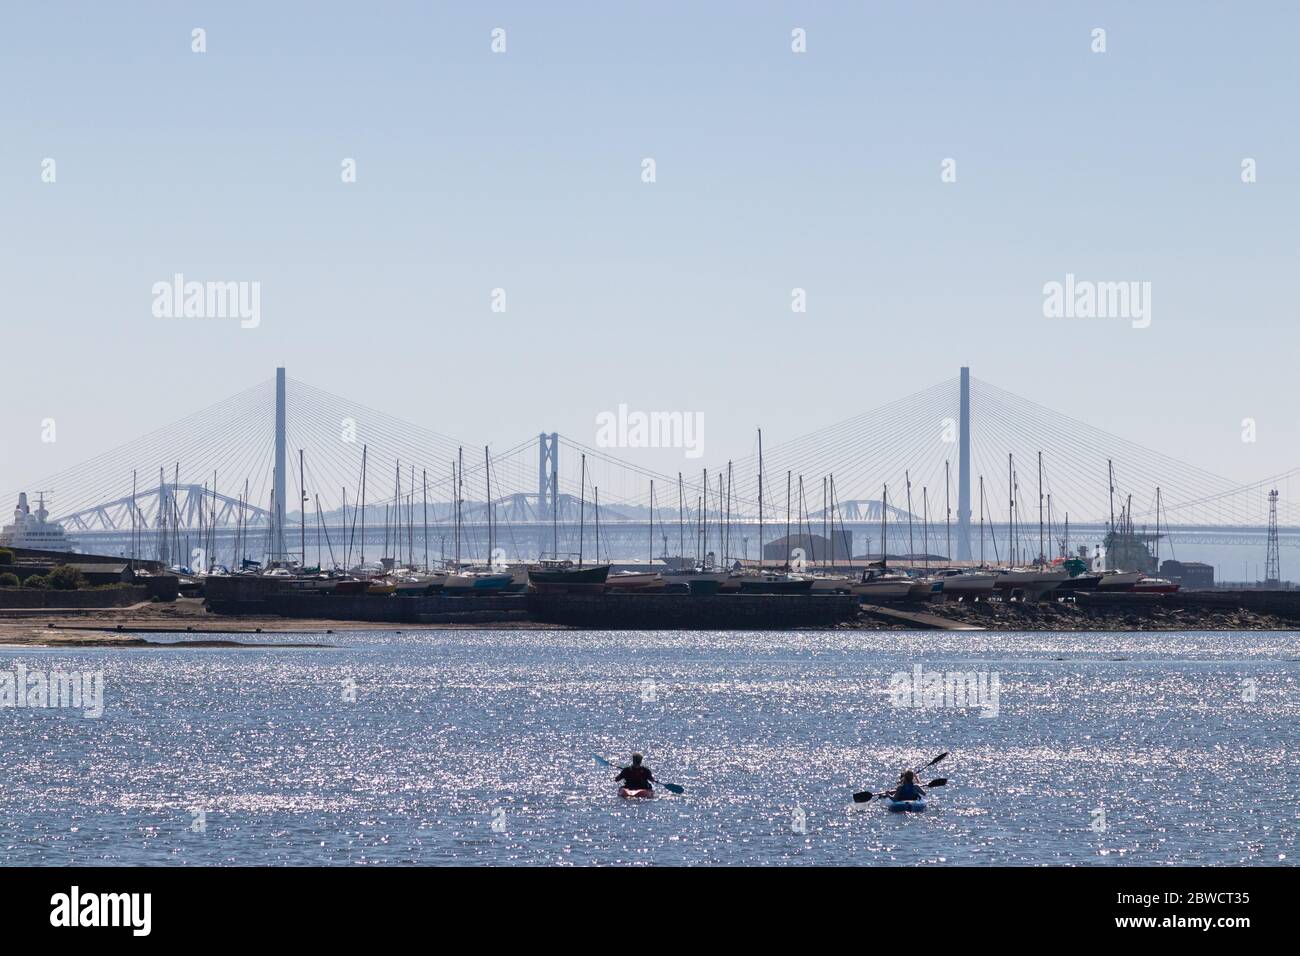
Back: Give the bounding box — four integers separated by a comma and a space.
853, 778, 947, 803
852, 751, 948, 803
593, 753, 685, 794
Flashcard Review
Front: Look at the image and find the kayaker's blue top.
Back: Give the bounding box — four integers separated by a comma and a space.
893, 782, 924, 800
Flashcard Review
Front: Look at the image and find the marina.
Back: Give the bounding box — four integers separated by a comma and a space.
3, 366, 1295, 635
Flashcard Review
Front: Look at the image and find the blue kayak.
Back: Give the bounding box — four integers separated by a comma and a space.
884, 797, 927, 812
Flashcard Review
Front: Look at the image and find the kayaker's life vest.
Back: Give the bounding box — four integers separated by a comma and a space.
616, 765, 654, 789
893, 782, 924, 800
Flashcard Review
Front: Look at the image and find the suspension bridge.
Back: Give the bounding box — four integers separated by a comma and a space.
7, 367, 1297, 572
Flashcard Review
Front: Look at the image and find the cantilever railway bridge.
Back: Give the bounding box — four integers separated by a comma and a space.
7, 367, 1298, 569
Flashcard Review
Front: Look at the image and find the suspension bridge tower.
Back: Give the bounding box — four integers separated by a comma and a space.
955, 366, 973, 561
538, 433, 558, 557
272, 366, 289, 564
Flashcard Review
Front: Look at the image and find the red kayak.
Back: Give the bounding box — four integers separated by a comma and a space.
618, 787, 654, 800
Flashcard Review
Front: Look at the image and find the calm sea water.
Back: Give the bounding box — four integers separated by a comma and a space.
1, 629, 1296, 866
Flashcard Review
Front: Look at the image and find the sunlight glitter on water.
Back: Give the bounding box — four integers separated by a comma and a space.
1, 629, 1295, 865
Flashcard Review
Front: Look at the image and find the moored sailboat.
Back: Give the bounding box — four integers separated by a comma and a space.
526, 453, 610, 591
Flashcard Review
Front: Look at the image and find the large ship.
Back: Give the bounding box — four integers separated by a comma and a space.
0, 492, 76, 553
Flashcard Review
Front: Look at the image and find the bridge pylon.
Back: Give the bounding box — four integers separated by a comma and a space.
956, 366, 973, 560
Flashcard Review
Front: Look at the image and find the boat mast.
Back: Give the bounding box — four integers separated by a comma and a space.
130, 470, 137, 570
703, 468, 709, 569
422, 469, 429, 572
358, 445, 368, 567
484, 446, 492, 566
905, 471, 915, 565
945, 460, 952, 567
1046, 493, 1054, 559
648, 480, 654, 565
881, 483, 888, 569
726, 463, 734, 568
199, 482, 205, 566
1007, 453, 1014, 567
173, 462, 180, 568
382, 503, 390, 566
922, 487, 929, 571
696, 495, 702, 565
718, 472, 725, 566
300, 449, 306, 569
578, 454, 586, 567
1108, 459, 1115, 535
828, 475, 837, 567
1155, 486, 1162, 567
799, 475, 815, 568
757, 428, 764, 570
1127, 494, 1134, 558
455, 448, 462, 566
677, 472, 684, 562
1037, 451, 1044, 567
784, 470, 792, 572
831, 474, 851, 574
821, 477, 828, 570
211, 470, 218, 568
979, 475, 985, 566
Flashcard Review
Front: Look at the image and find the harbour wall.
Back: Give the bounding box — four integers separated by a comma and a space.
526, 591, 861, 629
0, 585, 151, 609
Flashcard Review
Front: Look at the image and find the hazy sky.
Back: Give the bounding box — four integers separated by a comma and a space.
2, 1, 1297, 494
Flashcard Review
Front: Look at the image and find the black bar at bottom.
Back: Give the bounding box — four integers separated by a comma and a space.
0, 865, 1281, 940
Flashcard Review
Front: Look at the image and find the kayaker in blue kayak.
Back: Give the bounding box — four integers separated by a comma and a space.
890, 770, 924, 801
614, 753, 655, 792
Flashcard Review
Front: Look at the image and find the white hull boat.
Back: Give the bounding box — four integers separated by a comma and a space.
934, 570, 997, 597
851, 570, 914, 601
1096, 570, 1143, 591
443, 570, 513, 591
994, 568, 1070, 600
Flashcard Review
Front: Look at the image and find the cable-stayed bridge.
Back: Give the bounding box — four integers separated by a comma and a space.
7, 367, 1297, 570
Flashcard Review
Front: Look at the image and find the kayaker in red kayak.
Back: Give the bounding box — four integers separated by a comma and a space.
614, 753, 656, 793
889, 770, 924, 801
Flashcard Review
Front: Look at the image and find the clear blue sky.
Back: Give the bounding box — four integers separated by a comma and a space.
2, 1, 1297, 492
